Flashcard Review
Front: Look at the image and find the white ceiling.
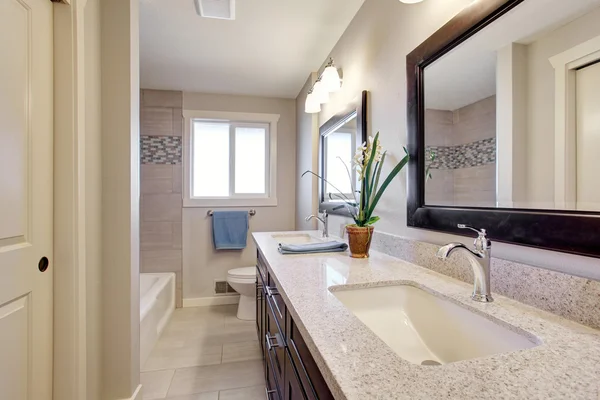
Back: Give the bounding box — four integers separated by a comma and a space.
140, 0, 365, 99
424, 0, 600, 111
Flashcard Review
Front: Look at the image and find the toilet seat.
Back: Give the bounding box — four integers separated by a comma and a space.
227, 266, 255, 280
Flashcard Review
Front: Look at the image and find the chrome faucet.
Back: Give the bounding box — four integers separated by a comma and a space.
305, 210, 329, 238
437, 224, 493, 303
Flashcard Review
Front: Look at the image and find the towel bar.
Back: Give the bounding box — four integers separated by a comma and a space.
207, 209, 256, 217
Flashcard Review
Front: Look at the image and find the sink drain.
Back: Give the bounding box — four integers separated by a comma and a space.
421, 360, 442, 366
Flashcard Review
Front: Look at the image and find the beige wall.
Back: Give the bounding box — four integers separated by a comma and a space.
101, 0, 141, 397
295, 74, 319, 230
84, 0, 102, 398
525, 7, 600, 208
139, 89, 184, 307
182, 92, 296, 300
297, 0, 600, 279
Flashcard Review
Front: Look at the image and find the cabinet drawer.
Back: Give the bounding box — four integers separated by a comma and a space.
257, 251, 268, 283
266, 296, 286, 385
266, 274, 286, 331
266, 343, 282, 400
286, 316, 334, 400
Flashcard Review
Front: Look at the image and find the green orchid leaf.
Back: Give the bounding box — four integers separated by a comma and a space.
366, 153, 410, 220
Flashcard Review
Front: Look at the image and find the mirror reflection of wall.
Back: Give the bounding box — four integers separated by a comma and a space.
423, 0, 600, 212
323, 114, 358, 203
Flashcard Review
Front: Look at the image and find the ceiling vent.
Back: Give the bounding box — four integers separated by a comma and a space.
194, 0, 235, 20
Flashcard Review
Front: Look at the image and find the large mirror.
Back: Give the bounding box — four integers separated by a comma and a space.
407, 0, 600, 258
319, 91, 368, 216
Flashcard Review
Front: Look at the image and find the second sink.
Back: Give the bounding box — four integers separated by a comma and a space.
331, 284, 539, 365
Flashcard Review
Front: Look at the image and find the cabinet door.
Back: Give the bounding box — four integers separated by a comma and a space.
256, 266, 265, 357
284, 350, 308, 400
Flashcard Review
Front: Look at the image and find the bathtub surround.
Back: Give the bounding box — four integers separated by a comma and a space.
140, 89, 184, 307
370, 230, 600, 330
182, 92, 296, 304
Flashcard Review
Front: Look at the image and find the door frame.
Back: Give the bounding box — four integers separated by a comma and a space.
54, 1, 90, 399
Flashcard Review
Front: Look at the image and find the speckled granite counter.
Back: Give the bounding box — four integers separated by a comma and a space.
253, 231, 600, 400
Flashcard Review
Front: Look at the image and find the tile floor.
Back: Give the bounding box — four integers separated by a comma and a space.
141, 305, 264, 400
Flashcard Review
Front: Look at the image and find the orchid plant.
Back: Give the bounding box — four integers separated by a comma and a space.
302, 132, 410, 228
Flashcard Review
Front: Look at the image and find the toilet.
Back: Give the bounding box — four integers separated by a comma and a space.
227, 266, 256, 320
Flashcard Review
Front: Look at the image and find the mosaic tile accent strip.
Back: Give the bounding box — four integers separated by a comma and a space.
141, 135, 182, 165
426, 137, 496, 169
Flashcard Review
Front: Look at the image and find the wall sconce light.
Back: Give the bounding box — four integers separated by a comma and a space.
305, 88, 321, 114
304, 57, 342, 114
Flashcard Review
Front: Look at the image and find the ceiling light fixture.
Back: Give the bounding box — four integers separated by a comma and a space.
304, 57, 342, 114
399, 0, 424, 3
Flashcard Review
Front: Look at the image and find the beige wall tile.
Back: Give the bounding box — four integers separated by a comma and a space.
141, 249, 182, 273
172, 108, 183, 137
142, 89, 183, 108
142, 193, 182, 222
172, 165, 183, 194
141, 221, 173, 234
141, 107, 173, 136
172, 222, 182, 249
167, 360, 264, 397
140, 369, 175, 400
141, 232, 174, 251
219, 386, 265, 400
141, 178, 173, 194
142, 164, 172, 180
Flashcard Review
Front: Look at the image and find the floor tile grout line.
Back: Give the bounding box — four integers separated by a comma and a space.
163, 368, 177, 399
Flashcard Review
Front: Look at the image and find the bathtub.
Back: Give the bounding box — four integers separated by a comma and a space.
140, 273, 175, 366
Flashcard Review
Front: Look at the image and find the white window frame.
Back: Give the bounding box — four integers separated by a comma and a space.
183, 110, 279, 207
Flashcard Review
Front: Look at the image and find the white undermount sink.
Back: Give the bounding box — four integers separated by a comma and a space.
272, 233, 324, 245
332, 285, 539, 365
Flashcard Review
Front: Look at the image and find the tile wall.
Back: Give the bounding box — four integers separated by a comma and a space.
425, 95, 497, 207
140, 89, 184, 307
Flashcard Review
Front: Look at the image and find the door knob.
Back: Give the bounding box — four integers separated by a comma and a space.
38, 257, 49, 272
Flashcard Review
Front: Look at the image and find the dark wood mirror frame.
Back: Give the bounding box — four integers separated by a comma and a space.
406, 0, 600, 259
318, 90, 368, 217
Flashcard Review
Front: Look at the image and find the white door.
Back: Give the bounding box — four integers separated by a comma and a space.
576, 62, 600, 211
0, 0, 54, 399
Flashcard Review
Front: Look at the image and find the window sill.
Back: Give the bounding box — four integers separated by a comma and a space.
183, 197, 278, 208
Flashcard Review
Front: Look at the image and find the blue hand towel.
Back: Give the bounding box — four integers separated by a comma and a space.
278, 241, 348, 255
212, 211, 249, 250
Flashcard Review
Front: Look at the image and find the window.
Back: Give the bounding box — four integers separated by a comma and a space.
183, 110, 279, 207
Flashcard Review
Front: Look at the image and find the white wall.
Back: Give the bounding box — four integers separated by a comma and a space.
295, 74, 319, 230
182, 92, 296, 300
101, 0, 141, 398
297, 0, 600, 280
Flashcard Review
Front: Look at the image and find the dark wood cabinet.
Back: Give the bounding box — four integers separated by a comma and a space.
256, 251, 334, 400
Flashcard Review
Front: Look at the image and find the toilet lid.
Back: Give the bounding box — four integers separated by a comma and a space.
228, 266, 255, 279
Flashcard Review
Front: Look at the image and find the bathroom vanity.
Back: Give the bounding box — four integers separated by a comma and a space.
253, 231, 600, 399
256, 241, 334, 400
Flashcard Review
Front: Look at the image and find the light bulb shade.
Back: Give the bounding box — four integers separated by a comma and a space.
305, 92, 321, 113
321, 65, 341, 92
313, 81, 329, 104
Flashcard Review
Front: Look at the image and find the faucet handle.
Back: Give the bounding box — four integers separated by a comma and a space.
458, 224, 486, 236
458, 224, 490, 251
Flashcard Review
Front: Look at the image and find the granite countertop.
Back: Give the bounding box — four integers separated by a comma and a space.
253, 231, 600, 400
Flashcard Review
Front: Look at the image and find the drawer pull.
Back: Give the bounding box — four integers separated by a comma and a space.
265, 285, 279, 297
266, 333, 281, 351
265, 387, 278, 399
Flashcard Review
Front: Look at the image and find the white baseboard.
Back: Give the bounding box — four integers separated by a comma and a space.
120, 384, 142, 400
183, 295, 240, 308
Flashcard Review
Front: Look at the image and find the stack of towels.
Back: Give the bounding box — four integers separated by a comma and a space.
278, 241, 348, 255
